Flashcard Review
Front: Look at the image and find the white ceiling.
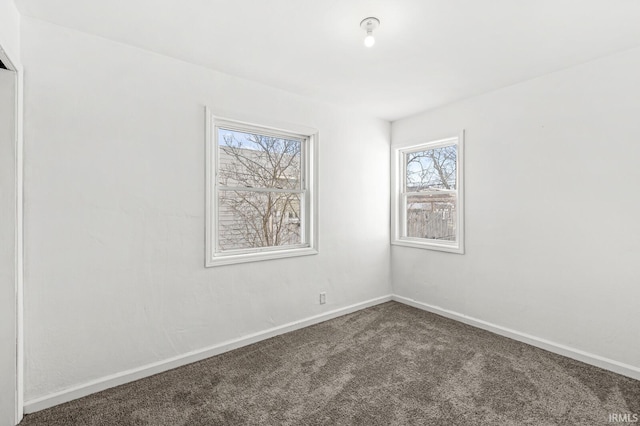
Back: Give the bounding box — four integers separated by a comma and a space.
15, 0, 640, 121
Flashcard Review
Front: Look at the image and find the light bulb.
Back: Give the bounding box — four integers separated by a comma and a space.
364, 33, 375, 47
360, 17, 380, 48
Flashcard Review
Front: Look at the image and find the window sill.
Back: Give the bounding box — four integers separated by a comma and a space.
206, 247, 318, 267
391, 238, 464, 254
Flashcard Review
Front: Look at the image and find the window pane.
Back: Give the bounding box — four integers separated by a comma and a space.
406, 145, 456, 191
218, 128, 301, 190
406, 193, 457, 241
218, 190, 302, 250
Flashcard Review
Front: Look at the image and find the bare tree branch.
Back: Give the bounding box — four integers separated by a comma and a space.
217, 130, 302, 250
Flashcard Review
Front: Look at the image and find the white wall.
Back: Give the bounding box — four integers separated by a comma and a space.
22, 17, 390, 402
0, 70, 17, 426
0, 1, 22, 424
391, 47, 640, 374
0, 0, 20, 68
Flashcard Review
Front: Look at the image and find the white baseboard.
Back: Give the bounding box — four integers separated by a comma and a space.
25, 293, 639, 414
392, 294, 640, 381
24, 294, 392, 414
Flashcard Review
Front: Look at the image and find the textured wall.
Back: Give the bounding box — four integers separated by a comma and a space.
22, 18, 391, 401
391, 47, 640, 372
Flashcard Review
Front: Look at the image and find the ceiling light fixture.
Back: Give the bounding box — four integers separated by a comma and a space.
360, 17, 380, 47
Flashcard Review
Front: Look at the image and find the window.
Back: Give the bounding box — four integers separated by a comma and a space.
206, 111, 317, 266
391, 133, 464, 253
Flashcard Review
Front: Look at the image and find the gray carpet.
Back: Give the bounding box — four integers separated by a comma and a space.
21, 301, 639, 425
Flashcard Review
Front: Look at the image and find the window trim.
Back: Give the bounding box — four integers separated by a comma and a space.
391, 132, 465, 254
205, 108, 318, 266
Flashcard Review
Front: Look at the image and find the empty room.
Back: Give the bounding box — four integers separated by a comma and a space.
1, 0, 639, 425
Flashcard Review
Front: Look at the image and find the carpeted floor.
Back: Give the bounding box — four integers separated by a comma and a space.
21, 301, 639, 425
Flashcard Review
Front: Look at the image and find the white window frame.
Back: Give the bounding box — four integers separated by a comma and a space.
205, 109, 318, 266
391, 132, 464, 254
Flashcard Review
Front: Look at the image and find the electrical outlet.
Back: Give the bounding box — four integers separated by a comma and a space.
319, 292, 326, 305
